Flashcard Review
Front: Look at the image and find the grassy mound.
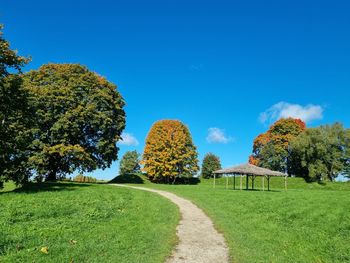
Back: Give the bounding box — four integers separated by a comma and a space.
109, 173, 145, 184
0, 182, 179, 263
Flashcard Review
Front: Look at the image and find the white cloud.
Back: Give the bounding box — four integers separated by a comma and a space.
259, 102, 324, 124
118, 132, 139, 146
206, 128, 233, 144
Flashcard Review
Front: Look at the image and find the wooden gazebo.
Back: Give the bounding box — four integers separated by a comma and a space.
213, 163, 287, 191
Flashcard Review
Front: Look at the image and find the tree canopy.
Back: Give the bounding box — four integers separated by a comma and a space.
142, 120, 199, 183
201, 153, 222, 179
289, 123, 350, 181
249, 118, 306, 174
119, 151, 141, 176
22, 63, 126, 181
0, 25, 29, 77
0, 25, 31, 188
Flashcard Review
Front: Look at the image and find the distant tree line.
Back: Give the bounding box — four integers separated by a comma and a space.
250, 118, 350, 182
0, 25, 126, 188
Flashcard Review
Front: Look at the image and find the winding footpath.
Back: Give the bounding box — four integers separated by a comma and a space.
113, 185, 230, 263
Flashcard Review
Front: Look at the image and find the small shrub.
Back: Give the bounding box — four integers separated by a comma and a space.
73, 174, 97, 183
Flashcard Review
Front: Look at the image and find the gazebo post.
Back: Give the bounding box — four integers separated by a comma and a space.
246, 175, 249, 190
267, 176, 270, 191
285, 176, 288, 191
262, 176, 265, 191
240, 174, 243, 190
213, 173, 216, 189
233, 174, 236, 190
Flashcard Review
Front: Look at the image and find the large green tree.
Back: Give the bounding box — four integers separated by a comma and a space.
249, 118, 306, 174
119, 150, 141, 176
201, 153, 222, 179
289, 123, 350, 182
0, 25, 31, 188
22, 63, 126, 181
142, 120, 199, 183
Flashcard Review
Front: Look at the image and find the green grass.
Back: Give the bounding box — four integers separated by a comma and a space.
0, 182, 179, 263
129, 175, 350, 263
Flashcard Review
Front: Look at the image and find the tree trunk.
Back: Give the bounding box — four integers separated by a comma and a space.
46, 155, 60, 181
46, 168, 57, 181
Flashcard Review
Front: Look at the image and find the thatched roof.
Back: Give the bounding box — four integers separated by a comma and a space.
213, 163, 285, 177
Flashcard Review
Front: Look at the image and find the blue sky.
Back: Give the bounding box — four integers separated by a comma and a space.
2, 0, 350, 180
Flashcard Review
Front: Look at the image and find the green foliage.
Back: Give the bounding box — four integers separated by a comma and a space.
22, 64, 126, 181
0, 183, 179, 262
289, 123, 350, 181
119, 151, 140, 176
201, 153, 222, 179
73, 174, 97, 183
0, 181, 17, 192
0, 24, 29, 77
250, 118, 306, 174
0, 25, 31, 188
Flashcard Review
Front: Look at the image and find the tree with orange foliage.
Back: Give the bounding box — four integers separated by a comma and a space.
142, 120, 199, 183
249, 118, 306, 174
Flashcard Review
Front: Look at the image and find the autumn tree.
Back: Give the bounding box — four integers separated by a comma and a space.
22, 63, 126, 181
0, 24, 31, 188
142, 120, 199, 183
201, 153, 222, 179
119, 151, 141, 176
289, 123, 350, 182
249, 118, 306, 174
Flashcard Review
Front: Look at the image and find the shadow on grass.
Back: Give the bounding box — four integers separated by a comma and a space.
224, 188, 281, 193
109, 174, 145, 184
173, 177, 201, 185
10, 182, 92, 194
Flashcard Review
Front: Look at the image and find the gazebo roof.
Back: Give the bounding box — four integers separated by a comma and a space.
213, 163, 285, 177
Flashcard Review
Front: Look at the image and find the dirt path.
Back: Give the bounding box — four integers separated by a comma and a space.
113, 185, 230, 263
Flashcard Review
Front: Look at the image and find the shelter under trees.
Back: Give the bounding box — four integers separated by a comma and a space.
214, 163, 286, 191
142, 120, 199, 183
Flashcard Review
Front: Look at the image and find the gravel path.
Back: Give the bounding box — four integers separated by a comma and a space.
113, 185, 230, 263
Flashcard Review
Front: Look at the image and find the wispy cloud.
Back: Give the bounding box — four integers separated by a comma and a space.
118, 132, 139, 146
259, 102, 324, 124
206, 128, 233, 144
189, 64, 204, 71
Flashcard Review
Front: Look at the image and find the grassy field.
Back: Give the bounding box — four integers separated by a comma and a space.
125, 175, 350, 263
0, 182, 179, 263
2, 177, 349, 263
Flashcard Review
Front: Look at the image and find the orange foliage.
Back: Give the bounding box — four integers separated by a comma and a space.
248, 155, 259, 165
249, 118, 306, 164
142, 120, 199, 183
